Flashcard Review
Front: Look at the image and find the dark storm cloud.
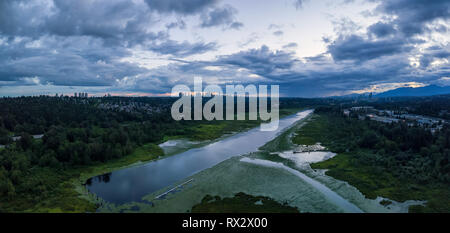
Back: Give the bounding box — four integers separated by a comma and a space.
200, 5, 243, 29
0, 0, 168, 46
419, 45, 450, 69
0, 36, 147, 86
374, 0, 450, 36
148, 40, 217, 57
0, 0, 48, 37
325, 0, 449, 66
0, 0, 223, 89
46, 0, 165, 46
216, 45, 298, 78
0, 0, 234, 47
368, 22, 396, 38
328, 35, 413, 62
212, 46, 377, 96
144, 0, 218, 15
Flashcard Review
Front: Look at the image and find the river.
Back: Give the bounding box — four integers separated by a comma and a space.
86, 109, 314, 204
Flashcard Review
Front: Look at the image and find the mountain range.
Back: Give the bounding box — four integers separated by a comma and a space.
375, 85, 450, 97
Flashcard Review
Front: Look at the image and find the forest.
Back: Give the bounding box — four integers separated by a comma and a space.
294, 106, 450, 212
0, 96, 313, 212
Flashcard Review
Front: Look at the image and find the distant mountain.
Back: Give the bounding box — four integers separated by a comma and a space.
375, 85, 450, 97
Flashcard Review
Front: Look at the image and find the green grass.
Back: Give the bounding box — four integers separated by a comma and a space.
191, 192, 299, 213
128, 143, 164, 162
311, 153, 410, 200
291, 114, 328, 145
77, 143, 164, 182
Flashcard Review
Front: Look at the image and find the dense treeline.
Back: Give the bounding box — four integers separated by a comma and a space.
314, 106, 450, 184
0, 97, 183, 203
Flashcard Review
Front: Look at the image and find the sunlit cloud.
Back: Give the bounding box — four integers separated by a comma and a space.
352, 82, 428, 94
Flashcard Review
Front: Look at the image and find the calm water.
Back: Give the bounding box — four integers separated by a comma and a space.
86, 110, 313, 204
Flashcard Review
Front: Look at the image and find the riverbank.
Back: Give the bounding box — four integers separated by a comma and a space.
86, 110, 313, 206
75, 108, 306, 211
0, 108, 303, 212
101, 110, 428, 213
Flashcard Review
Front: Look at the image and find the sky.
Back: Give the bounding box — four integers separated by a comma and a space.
0, 0, 449, 97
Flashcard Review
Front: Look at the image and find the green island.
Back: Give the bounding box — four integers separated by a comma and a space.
293, 107, 450, 213
191, 192, 299, 213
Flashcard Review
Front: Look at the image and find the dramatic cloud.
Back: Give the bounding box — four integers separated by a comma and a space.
368, 22, 397, 38
200, 5, 243, 29
148, 40, 217, 57
0, 0, 166, 46
374, 0, 450, 36
0, 36, 147, 87
0, 0, 224, 89
144, 0, 218, 15
322, 0, 449, 92
0, 0, 448, 97
419, 45, 450, 69
216, 45, 298, 78
328, 35, 413, 62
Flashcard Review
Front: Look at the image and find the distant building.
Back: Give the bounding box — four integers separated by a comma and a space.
343, 110, 350, 116
350, 106, 374, 111
367, 115, 400, 124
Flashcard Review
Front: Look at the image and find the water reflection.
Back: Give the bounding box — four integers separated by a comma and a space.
86, 172, 112, 185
